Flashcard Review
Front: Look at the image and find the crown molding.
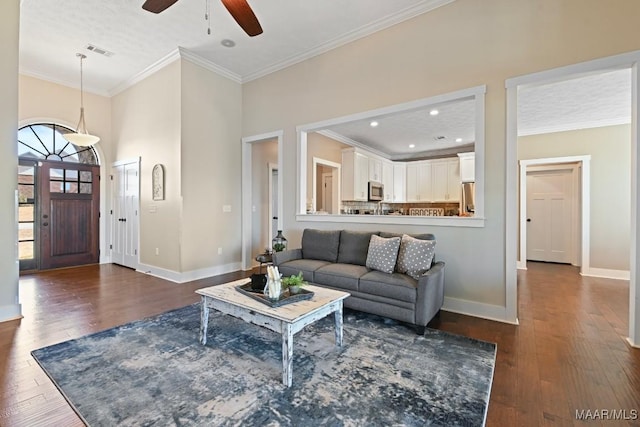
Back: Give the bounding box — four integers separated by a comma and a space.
317, 130, 391, 160
177, 47, 242, 84
242, 0, 456, 83
108, 47, 242, 96
108, 49, 181, 97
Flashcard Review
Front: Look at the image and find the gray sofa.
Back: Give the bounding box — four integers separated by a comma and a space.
272, 229, 445, 333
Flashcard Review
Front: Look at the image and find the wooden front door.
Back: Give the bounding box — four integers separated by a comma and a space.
39, 160, 100, 269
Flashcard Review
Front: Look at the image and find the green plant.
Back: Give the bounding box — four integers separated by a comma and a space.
282, 271, 306, 289
273, 243, 286, 252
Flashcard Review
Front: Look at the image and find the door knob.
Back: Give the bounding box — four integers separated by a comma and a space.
42, 222, 48, 226
526, 218, 531, 222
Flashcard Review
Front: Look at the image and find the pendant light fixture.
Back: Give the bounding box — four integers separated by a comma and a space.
64, 53, 100, 147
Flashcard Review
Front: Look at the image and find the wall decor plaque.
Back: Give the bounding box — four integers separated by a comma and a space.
152, 164, 165, 201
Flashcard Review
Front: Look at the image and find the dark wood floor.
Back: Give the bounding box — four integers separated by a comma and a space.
1, 262, 638, 426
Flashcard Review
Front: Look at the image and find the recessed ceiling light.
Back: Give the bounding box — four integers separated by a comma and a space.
409, 144, 415, 148
221, 39, 236, 48
429, 109, 439, 116
455, 138, 463, 143
370, 121, 379, 127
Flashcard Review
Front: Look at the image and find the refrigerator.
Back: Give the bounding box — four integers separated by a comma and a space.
461, 182, 475, 215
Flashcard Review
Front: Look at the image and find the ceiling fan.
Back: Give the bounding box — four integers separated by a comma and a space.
142, 0, 263, 37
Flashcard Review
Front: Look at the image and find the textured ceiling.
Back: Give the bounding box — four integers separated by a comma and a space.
322, 98, 476, 160
19, 1, 632, 158
19, 0, 453, 95
518, 68, 631, 136
321, 68, 632, 159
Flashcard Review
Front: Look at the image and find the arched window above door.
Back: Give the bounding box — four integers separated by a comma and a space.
18, 123, 99, 165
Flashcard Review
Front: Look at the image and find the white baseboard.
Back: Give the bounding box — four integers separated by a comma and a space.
517, 260, 527, 270
137, 262, 242, 284
442, 297, 519, 325
581, 267, 630, 280
627, 337, 640, 348
0, 304, 22, 323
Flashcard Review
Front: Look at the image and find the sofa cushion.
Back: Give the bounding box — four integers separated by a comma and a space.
337, 230, 378, 266
359, 271, 418, 303
379, 231, 435, 241
278, 259, 330, 283
396, 234, 437, 279
302, 229, 341, 262
314, 263, 369, 292
365, 235, 401, 274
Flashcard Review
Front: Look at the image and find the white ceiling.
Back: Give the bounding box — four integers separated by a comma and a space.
19, 0, 632, 159
319, 68, 632, 159
19, 0, 454, 95
320, 98, 476, 160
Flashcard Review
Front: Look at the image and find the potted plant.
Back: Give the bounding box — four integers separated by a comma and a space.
282, 271, 306, 295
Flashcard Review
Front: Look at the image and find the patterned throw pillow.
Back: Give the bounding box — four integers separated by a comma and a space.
365, 235, 401, 274
396, 235, 436, 279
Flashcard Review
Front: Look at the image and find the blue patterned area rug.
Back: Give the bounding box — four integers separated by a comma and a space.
32, 303, 496, 426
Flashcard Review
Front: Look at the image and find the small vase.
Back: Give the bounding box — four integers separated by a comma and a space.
289, 285, 301, 295
264, 277, 282, 301
272, 230, 288, 252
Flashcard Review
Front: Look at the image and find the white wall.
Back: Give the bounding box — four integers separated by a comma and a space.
241, 0, 640, 320
111, 61, 183, 272
180, 60, 243, 273
251, 138, 278, 261
519, 125, 631, 271
0, 0, 20, 322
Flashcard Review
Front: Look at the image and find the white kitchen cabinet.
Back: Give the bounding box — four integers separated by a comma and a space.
431, 158, 461, 202
447, 159, 461, 201
382, 161, 394, 202
392, 163, 406, 202
369, 158, 382, 182
406, 161, 432, 202
341, 149, 369, 201
458, 152, 475, 183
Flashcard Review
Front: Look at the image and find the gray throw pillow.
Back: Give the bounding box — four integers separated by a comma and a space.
302, 229, 341, 262
337, 231, 378, 266
365, 235, 401, 274
396, 234, 436, 279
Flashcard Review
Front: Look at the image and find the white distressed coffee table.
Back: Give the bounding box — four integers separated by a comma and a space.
196, 279, 350, 387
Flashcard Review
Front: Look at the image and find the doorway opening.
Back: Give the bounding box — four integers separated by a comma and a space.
17, 123, 100, 272
312, 157, 341, 214
505, 51, 639, 345
241, 130, 284, 270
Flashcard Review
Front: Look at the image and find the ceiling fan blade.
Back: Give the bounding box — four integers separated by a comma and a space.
220, 0, 263, 37
142, 0, 180, 13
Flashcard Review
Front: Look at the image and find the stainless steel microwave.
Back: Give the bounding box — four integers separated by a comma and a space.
368, 181, 384, 201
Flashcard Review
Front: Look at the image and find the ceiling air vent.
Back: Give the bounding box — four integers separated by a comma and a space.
433, 136, 446, 141
85, 44, 114, 57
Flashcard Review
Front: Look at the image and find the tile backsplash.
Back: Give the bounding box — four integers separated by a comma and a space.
339, 201, 460, 216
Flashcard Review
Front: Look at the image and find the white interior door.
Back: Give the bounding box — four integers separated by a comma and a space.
526, 169, 573, 263
112, 161, 139, 269
321, 173, 333, 212
270, 168, 278, 242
